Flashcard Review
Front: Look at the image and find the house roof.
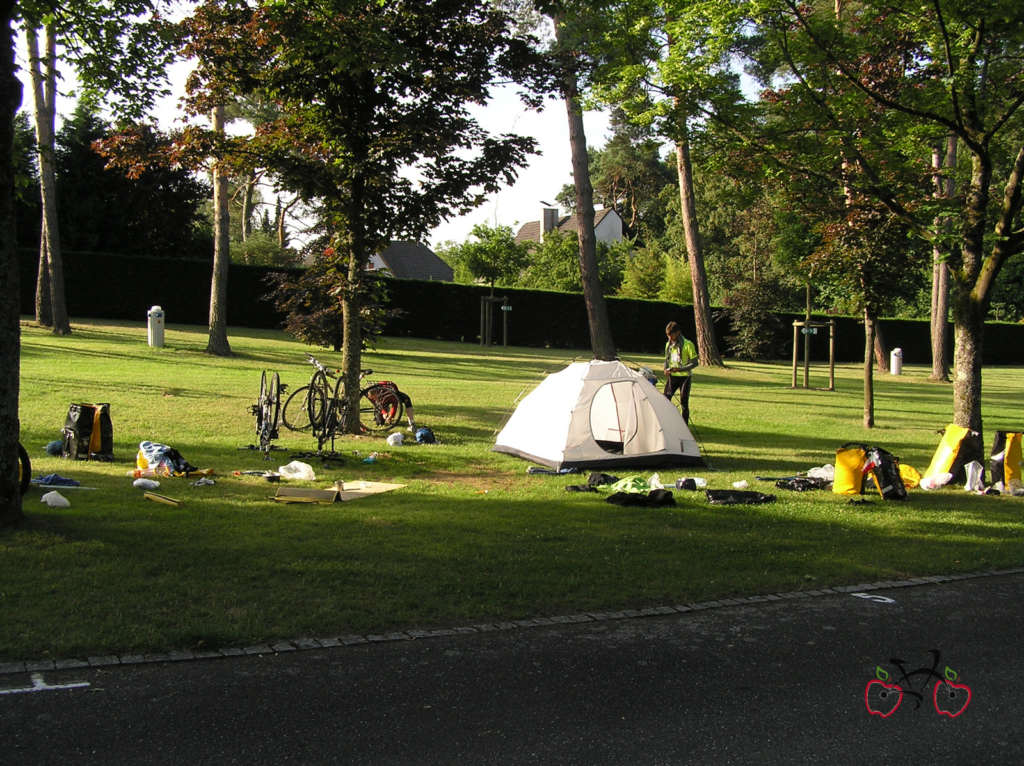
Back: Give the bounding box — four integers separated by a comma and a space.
514, 208, 618, 243
374, 241, 453, 281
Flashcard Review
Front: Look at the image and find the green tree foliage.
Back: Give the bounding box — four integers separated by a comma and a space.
518, 229, 628, 293
266, 245, 401, 353
438, 223, 529, 289
617, 243, 665, 299
181, 0, 545, 430
556, 109, 676, 241
740, 0, 1024, 430
12, 110, 39, 247
2, 0, 179, 524
57, 103, 211, 257
231, 230, 294, 267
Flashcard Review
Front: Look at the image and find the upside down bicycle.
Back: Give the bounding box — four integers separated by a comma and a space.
250, 370, 284, 458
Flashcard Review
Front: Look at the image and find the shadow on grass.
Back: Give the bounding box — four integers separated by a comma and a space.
4, 480, 1022, 658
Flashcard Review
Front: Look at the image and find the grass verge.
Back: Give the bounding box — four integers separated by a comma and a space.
3, 318, 1023, 660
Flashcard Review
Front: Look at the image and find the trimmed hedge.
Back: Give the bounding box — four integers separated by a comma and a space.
18, 248, 1024, 363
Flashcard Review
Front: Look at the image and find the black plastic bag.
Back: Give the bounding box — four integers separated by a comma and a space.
705, 489, 775, 505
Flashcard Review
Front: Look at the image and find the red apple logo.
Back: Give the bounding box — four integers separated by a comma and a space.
865, 666, 903, 717
933, 667, 971, 718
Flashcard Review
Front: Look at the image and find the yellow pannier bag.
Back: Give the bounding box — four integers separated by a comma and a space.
923, 424, 982, 484
834, 443, 867, 495
991, 431, 1023, 486
899, 463, 921, 489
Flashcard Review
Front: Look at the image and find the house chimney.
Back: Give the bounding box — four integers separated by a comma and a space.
540, 207, 559, 241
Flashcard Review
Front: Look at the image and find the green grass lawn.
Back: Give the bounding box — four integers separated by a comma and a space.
3, 317, 1024, 661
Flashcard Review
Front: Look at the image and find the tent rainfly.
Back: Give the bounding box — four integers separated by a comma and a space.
493, 359, 704, 470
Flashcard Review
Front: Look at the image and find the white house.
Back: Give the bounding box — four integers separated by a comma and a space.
514, 206, 624, 245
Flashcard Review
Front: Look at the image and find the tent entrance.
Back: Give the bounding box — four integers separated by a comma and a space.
590, 381, 664, 456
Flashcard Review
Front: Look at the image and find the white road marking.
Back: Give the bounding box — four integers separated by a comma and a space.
851, 592, 895, 604
0, 673, 90, 696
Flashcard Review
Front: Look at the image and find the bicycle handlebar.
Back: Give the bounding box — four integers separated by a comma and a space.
304, 353, 372, 379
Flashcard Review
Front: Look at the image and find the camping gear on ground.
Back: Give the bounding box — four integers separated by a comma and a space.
990, 431, 1023, 488
494, 360, 704, 470
922, 424, 984, 487
675, 477, 707, 490
606, 489, 675, 507
132, 478, 160, 490
40, 490, 70, 507
144, 491, 182, 506
833, 443, 908, 500
963, 461, 985, 492
414, 427, 436, 444
61, 403, 114, 461
898, 463, 922, 489
19, 441, 32, 491
278, 460, 316, 481
272, 480, 405, 504
863, 447, 908, 500
834, 444, 868, 494
775, 477, 830, 492
706, 489, 775, 505
137, 441, 197, 476
31, 473, 79, 487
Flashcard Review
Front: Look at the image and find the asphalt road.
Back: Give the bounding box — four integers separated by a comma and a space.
2, 573, 1022, 765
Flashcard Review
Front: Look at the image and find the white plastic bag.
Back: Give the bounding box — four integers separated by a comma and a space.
386, 432, 404, 446
278, 460, 316, 481
807, 464, 835, 481
964, 461, 985, 492
920, 472, 953, 490
40, 491, 70, 508
133, 478, 160, 490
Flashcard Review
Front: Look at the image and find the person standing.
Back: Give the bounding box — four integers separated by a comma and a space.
663, 320, 698, 423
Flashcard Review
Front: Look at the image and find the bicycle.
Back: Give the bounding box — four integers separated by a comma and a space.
281, 354, 406, 448
18, 442, 30, 495
249, 370, 284, 458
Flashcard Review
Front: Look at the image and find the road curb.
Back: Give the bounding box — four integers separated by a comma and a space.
3, 566, 1023, 676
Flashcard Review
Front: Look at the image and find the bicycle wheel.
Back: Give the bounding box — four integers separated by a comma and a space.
260, 372, 281, 445
307, 369, 332, 435
255, 370, 268, 432
282, 385, 313, 431
18, 442, 31, 495
360, 384, 404, 432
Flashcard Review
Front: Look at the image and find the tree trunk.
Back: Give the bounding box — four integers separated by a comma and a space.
929, 136, 955, 382
951, 304, 984, 433
35, 230, 50, 325
240, 173, 253, 242
675, 135, 722, 366
0, 4, 24, 526
206, 104, 232, 356
873, 322, 888, 372
929, 253, 950, 380
278, 197, 297, 250
553, 14, 616, 361
27, 25, 69, 335
339, 249, 363, 434
863, 308, 874, 428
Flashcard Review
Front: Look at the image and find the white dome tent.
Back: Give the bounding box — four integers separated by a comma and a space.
494, 360, 704, 470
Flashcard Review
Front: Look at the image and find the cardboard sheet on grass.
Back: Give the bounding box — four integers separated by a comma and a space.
273, 480, 406, 504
